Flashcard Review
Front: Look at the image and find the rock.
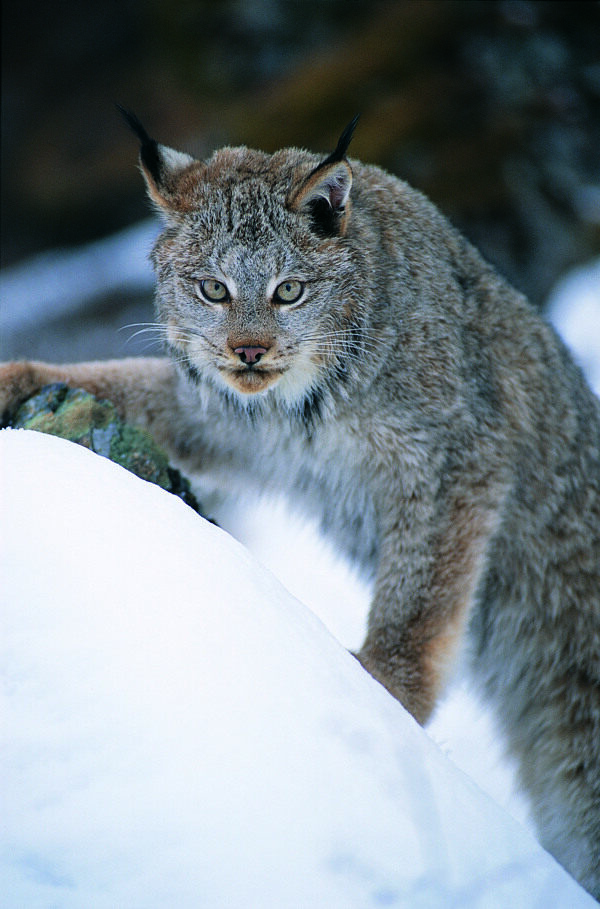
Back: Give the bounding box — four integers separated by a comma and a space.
12, 383, 205, 516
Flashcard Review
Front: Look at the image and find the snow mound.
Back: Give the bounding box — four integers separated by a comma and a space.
0, 430, 594, 907
548, 257, 600, 396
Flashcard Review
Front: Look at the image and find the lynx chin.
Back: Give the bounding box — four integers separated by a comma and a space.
2, 110, 599, 898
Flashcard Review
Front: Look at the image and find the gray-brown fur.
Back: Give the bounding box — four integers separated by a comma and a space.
2, 120, 599, 897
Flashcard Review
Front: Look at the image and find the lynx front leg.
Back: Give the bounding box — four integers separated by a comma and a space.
358, 474, 505, 724
1, 358, 180, 454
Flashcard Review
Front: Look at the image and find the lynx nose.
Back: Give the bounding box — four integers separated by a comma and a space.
233, 345, 268, 365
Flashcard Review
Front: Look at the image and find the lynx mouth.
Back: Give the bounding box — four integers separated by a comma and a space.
220, 366, 286, 395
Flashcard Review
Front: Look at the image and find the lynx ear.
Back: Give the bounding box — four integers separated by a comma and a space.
118, 106, 197, 211
290, 115, 359, 236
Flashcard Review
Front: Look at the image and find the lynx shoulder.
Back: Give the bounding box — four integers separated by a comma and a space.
1, 114, 599, 897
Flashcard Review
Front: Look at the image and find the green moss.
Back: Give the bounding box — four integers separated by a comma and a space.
13, 383, 203, 514
110, 421, 171, 487
14, 384, 115, 445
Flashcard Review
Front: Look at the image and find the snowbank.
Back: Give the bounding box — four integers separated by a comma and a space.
548, 257, 600, 395
0, 220, 157, 336
1, 429, 594, 907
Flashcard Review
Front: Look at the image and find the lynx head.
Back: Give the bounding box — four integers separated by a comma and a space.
121, 110, 370, 415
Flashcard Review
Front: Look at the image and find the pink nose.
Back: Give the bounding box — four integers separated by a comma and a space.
234, 346, 268, 365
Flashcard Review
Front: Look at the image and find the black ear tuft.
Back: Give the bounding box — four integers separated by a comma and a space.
116, 104, 151, 145
116, 104, 163, 185
315, 114, 360, 171
116, 105, 197, 211
289, 116, 358, 236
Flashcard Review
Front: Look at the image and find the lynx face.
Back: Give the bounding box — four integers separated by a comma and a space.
128, 114, 368, 411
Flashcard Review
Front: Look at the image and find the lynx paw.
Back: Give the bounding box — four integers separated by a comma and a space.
0, 361, 42, 425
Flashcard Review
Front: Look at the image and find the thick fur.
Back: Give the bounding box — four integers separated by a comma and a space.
2, 122, 599, 896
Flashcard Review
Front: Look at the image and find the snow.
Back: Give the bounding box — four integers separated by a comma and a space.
1, 231, 598, 905
0, 429, 596, 908
0, 220, 157, 336
547, 257, 600, 396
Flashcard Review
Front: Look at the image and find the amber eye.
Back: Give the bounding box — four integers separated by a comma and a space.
273, 279, 304, 305
197, 278, 229, 303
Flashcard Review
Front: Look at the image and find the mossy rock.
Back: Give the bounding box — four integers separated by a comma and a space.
13, 383, 204, 515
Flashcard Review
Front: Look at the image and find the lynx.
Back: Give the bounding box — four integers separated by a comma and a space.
2, 112, 599, 897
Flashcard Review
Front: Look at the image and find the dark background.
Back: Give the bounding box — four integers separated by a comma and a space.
2, 0, 599, 353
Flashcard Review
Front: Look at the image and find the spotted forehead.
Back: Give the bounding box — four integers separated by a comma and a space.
225, 178, 294, 239
184, 175, 304, 261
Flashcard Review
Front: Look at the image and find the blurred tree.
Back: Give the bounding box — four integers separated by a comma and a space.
2, 0, 599, 306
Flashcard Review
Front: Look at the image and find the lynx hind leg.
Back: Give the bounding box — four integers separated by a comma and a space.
507, 667, 600, 897
535, 768, 600, 899
1, 358, 177, 438
474, 540, 600, 898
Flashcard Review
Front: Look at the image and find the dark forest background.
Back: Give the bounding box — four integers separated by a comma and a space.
2, 0, 599, 313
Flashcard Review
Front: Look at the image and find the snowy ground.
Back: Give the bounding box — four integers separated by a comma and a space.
0, 230, 598, 905
1, 430, 596, 908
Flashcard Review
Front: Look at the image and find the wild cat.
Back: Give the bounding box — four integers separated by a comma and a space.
1, 111, 599, 897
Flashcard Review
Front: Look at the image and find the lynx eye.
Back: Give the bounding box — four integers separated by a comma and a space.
273, 279, 304, 305
197, 278, 230, 303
